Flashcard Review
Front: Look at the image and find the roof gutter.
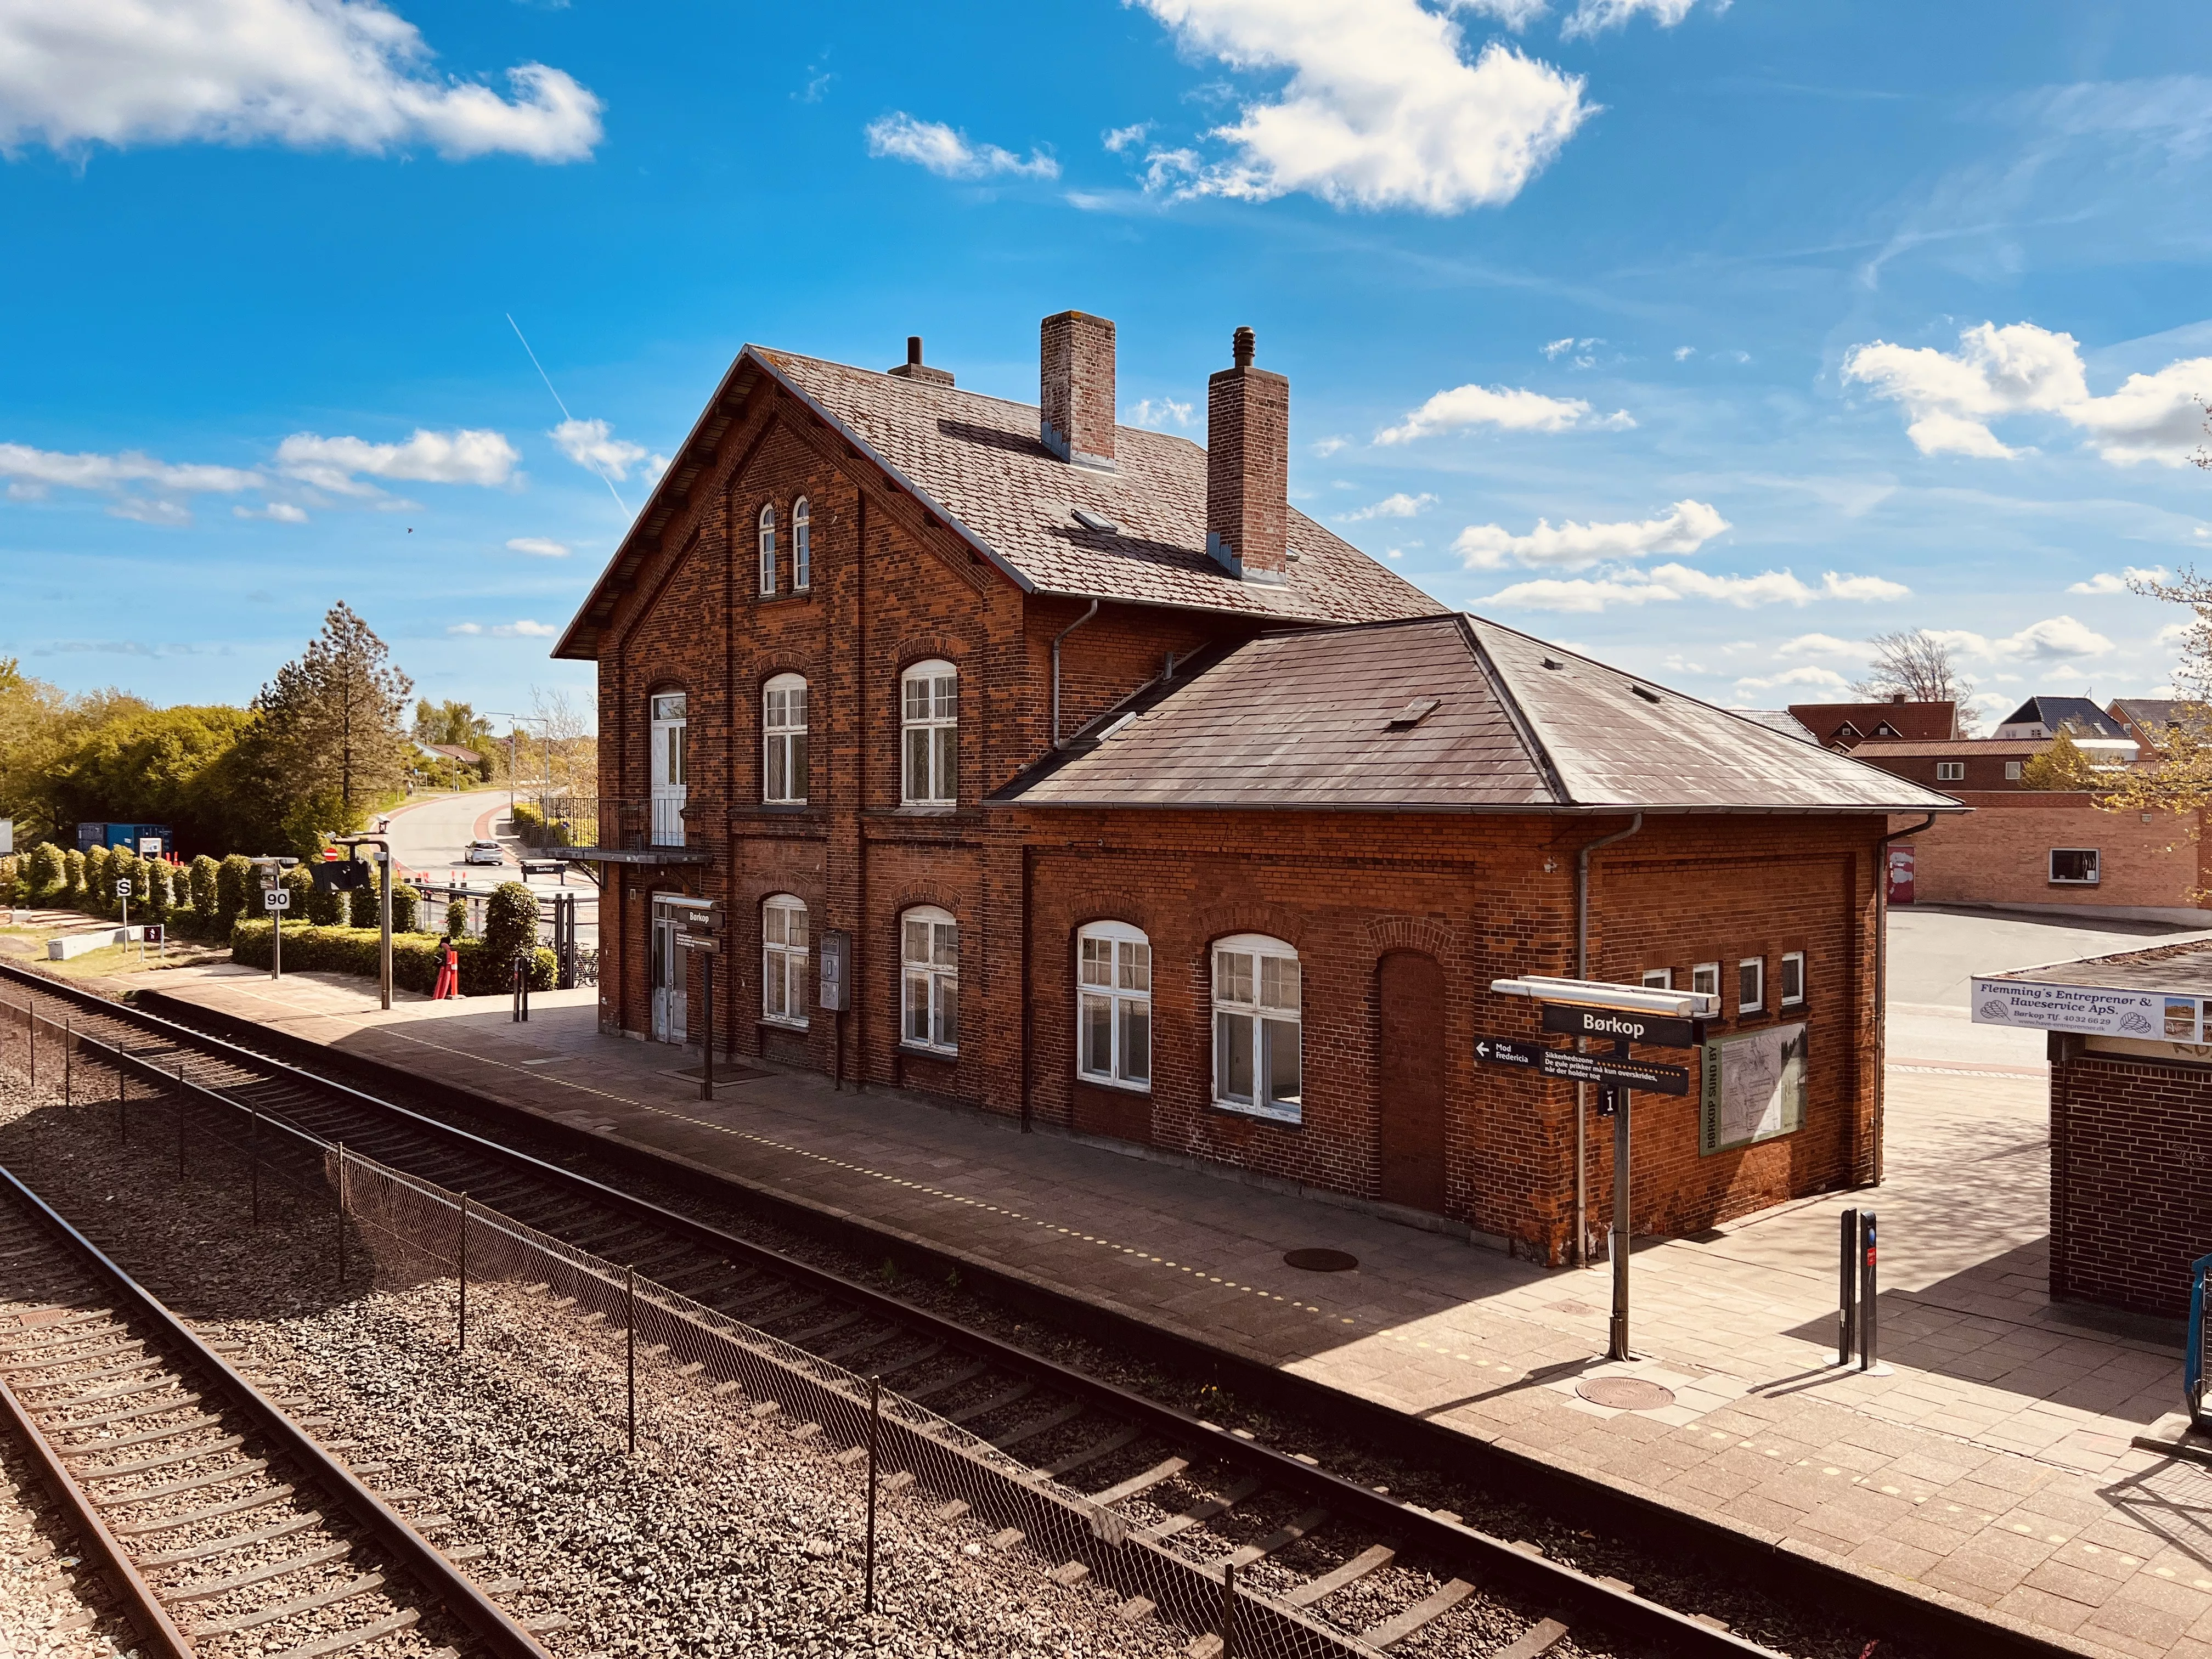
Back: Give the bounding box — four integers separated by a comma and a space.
1051, 599, 1101, 749
1572, 812, 1644, 1273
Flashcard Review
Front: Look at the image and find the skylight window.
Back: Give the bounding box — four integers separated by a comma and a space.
1072, 506, 1120, 534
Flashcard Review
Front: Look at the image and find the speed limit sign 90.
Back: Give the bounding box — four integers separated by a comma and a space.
114, 879, 132, 899
264, 888, 290, 911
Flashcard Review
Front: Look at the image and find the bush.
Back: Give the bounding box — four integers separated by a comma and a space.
303, 861, 342, 926
143, 860, 171, 922
510, 802, 573, 849
230, 921, 555, 994
448, 898, 469, 939
484, 881, 537, 966
27, 842, 64, 904
391, 882, 419, 934
217, 855, 251, 929
189, 856, 219, 937
80, 846, 108, 915
281, 863, 314, 919
61, 849, 85, 907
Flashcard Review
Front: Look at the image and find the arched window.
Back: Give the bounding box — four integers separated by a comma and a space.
792, 498, 811, 591
758, 503, 777, 596
901, 660, 957, 806
763, 894, 809, 1028
901, 905, 958, 1053
1077, 921, 1150, 1090
1212, 933, 1300, 1122
764, 674, 808, 803
649, 692, 687, 847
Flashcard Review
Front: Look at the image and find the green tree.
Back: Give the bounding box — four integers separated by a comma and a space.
2021, 729, 2103, 792
188, 855, 220, 938
42, 704, 256, 855
255, 603, 414, 834
26, 843, 63, 904
217, 855, 252, 928
483, 881, 538, 968
61, 849, 84, 907
83, 845, 111, 915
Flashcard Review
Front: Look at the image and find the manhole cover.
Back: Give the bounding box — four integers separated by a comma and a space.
1283, 1249, 1360, 1273
1577, 1377, 1675, 1411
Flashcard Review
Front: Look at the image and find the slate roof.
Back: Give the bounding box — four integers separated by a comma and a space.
552, 344, 1442, 658
1844, 738, 2050, 757
992, 614, 1965, 816
1785, 701, 1957, 746
1734, 710, 1817, 743
1996, 696, 2131, 740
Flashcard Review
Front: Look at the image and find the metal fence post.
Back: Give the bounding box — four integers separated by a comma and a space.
250, 1109, 261, 1224
1838, 1207, 1859, 1367
336, 1142, 347, 1285
118, 1067, 127, 1143
1859, 1209, 1878, 1372
26, 1003, 33, 1087
1220, 1559, 1238, 1659
625, 1265, 637, 1454
865, 1375, 881, 1615
458, 1193, 470, 1353
63, 1018, 70, 1107
176, 1067, 187, 1181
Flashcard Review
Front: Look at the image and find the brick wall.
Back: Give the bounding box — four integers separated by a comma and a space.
1902, 793, 2208, 912
2051, 1042, 2212, 1316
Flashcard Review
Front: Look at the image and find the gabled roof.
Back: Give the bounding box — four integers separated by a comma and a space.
1997, 696, 2129, 739
992, 614, 1966, 816
1785, 700, 1957, 744
554, 344, 1442, 658
2111, 698, 2194, 731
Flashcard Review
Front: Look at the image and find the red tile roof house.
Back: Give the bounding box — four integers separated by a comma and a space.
550, 312, 1959, 1267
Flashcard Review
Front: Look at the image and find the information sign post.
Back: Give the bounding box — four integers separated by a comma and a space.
115, 879, 132, 946
679, 907, 724, 1101
819, 929, 851, 1092
263, 883, 290, 979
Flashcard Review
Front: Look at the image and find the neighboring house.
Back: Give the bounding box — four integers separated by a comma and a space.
1786, 698, 1957, 751
2109, 698, 2199, 752
1732, 709, 1818, 743
1991, 696, 2137, 757
415, 743, 486, 767
1850, 738, 2050, 793
548, 310, 1960, 1262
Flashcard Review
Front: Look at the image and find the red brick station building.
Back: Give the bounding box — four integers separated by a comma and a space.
550, 313, 1959, 1267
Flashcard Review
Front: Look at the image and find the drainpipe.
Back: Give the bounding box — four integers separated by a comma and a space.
1051, 600, 1101, 748
1572, 812, 1644, 1269
1871, 814, 1937, 1188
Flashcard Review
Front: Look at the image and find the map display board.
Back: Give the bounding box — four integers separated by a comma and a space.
1700, 1023, 1808, 1155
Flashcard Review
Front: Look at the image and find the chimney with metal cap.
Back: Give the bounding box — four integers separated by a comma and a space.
1206, 325, 1288, 584
887, 334, 953, 386
1040, 311, 1116, 471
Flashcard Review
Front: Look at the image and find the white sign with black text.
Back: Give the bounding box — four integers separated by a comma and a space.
1970, 977, 2183, 1040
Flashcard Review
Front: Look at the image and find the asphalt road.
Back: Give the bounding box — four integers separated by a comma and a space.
380, 790, 598, 949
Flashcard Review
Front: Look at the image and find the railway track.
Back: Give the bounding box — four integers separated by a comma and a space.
0, 961, 1798, 1658
0, 1155, 550, 1659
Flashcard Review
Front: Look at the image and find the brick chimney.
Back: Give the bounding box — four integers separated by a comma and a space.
887, 334, 952, 386
1206, 326, 1288, 584
1040, 311, 1115, 470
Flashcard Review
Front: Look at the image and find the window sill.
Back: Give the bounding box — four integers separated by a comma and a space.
761, 1017, 810, 1033
899, 1042, 957, 1060
893, 803, 958, 816
752, 802, 814, 814
1209, 1098, 1302, 1127
2049, 881, 2100, 888
1077, 1073, 1151, 1096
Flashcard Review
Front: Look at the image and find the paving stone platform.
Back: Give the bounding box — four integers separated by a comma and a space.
127, 964, 2212, 1658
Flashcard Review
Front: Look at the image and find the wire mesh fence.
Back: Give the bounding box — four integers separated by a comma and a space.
0, 993, 1365, 1658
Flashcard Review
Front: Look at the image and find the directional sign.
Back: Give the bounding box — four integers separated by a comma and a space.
143, 926, 163, 948
114, 879, 132, 899
1476, 1036, 1691, 1096
1541, 1002, 1703, 1050
264, 888, 290, 911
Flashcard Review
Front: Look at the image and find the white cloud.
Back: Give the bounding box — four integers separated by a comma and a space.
1734, 664, 1852, 694
1673, 346, 1695, 362
1541, 336, 1575, 359
1454, 498, 1728, 571
1842, 321, 2212, 467
108, 497, 193, 526
449, 619, 556, 639
1102, 122, 1151, 153
1125, 397, 1194, 429
275, 428, 519, 494
1378, 382, 1632, 442
1384, 546, 1406, 560
1775, 632, 1865, 659
2158, 622, 2194, 648
2068, 565, 2165, 594
233, 501, 308, 522
864, 111, 1059, 179
1483, 565, 1905, 613
447, 623, 483, 636
505, 536, 570, 558
1311, 435, 1350, 457
0, 0, 601, 161
1560, 0, 1704, 38
0, 441, 257, 496
1929, 616, 2113, 662
549, 417, 665, 484
1448, 0, 1550, 31
1342, 491, 1437, 522
1131, 0, 1590, 213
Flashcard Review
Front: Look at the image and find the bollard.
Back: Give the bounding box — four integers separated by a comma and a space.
625, 1265, 637, 1454
1220, 1559, 1238, 1659
1838, 1209, 1859, 1366
1859, 1209, 1879, 1372
865, 1375, 881, 1615
458, 1194, 470, 1352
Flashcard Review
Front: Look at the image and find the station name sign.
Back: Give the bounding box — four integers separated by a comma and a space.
1539, 1002, 1703, 1050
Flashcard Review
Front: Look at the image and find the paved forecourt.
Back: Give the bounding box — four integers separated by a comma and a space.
132, 963, 2212, 1659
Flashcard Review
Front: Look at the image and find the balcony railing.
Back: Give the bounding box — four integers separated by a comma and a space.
521, 795, 710, 855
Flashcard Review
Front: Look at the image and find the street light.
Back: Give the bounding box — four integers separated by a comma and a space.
486, 712, 555, 810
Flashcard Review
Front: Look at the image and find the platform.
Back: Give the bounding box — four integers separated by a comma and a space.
124, 963, 2212, 1658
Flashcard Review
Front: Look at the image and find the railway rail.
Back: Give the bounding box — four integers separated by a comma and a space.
0, 958, 1952, 1658
0, 1154, 549, 1659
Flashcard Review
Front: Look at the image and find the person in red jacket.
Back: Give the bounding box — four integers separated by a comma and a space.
432, 934, 460, 1001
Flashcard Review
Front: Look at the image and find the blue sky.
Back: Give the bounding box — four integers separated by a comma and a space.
5, 0, 2212, 727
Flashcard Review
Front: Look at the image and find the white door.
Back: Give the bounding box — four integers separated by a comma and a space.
650, 693, 687, 847
650, 899, 687, 1044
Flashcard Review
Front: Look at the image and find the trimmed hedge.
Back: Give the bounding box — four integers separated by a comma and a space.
229, 921, 555, 996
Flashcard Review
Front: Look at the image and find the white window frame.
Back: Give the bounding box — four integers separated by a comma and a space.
1691, 962, 1719, 1000
1641, 968, 1673, 990
2050, 848, 2100, 886
792, 497, 811, 591
1780, 951, 1805, 1007
901, 905, 958, 1054
2005, 761, 2023, 781
1077, 921, 1152, 1091
758, 503, 777, 596
1936, 760, 1965, 782
649, 692, 687, 848
1737, 957, 1765, 1015
1212, 933, 1301, 1124
901, 660, 958, 807
763, 674, 808, 804
763, 894, 809, 1028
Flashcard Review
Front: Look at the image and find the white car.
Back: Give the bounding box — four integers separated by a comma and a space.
465, 839, 505, 867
